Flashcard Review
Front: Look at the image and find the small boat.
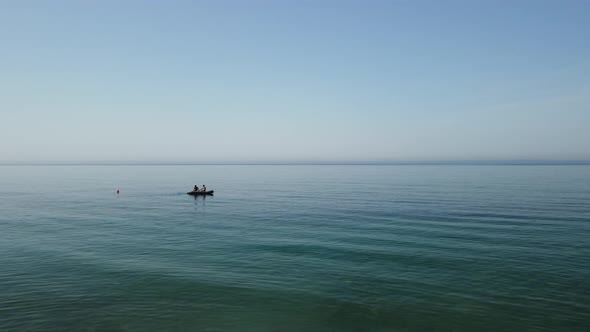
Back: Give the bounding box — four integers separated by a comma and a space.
187, 190, 214, 196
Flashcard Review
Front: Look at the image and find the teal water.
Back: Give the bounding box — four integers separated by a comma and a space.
1, 165, 589, 332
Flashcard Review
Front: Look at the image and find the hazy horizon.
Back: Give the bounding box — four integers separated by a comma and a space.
2, 159, 590, 166
2, 1, 589, 163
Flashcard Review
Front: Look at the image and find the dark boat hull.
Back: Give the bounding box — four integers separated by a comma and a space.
187, 190, 214, 196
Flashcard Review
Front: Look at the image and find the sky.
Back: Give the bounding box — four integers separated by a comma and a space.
1, 0, 589, 163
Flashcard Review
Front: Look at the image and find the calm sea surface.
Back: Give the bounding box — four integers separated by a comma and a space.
1, 165, 589, 332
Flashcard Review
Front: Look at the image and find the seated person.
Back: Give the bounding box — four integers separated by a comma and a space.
202, 184, 207, 192
193, 185, 199, 192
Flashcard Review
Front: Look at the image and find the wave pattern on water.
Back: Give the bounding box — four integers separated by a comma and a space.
1, 165, 589, 332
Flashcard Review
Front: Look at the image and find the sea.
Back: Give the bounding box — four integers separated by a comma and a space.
1, 165, 589, 332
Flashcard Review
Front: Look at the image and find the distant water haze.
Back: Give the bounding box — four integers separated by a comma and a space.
1, 1, 589, 163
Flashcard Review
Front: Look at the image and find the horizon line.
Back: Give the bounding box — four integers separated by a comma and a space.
1, 160, 590, 166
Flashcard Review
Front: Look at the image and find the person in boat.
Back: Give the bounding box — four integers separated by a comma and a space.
193, 185, 199, 192
202, 184, 207, 192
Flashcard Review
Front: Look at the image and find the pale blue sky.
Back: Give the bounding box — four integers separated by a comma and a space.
1, 0, 589, 163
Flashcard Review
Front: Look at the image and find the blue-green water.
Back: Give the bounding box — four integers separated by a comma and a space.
1, 165, 589, 332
